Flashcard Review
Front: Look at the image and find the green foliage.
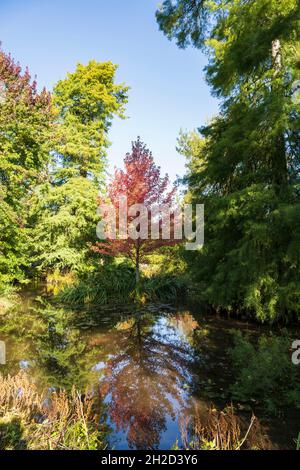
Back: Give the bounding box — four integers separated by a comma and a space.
0, 54, 129, 283
28, 177, 99, 274
229, 331, 300, 413
52, 60, 128, 182
144, 246, 188, 277
143, 274, 187, 303
161, 1, 300, 322
0, 282, 17, 299
26, 60, 128, 277
156, 0, 215, 49
0, 416, 26, 450
295, 432, 300, 450
0, 192, 27, 284
60, 420, 103, 451
58, 261, 187, 307
0, 283, 18, 314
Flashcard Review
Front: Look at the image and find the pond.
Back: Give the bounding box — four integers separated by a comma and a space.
0, 295, 299, 450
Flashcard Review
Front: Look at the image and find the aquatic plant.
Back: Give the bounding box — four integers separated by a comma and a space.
45, 270, 77, 296
143, 275, 187, 303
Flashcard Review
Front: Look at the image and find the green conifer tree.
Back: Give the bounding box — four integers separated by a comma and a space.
158, 0, 300, 321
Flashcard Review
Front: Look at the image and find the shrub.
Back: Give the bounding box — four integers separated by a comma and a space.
229, 331, 300, 414
0, 284, 19, 315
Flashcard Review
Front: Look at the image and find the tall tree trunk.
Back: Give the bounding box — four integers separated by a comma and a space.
135, 241, 140, 285
272, 39, 282, 74
271, 39, 288, 197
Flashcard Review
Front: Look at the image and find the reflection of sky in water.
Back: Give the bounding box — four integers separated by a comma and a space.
19, 360, 30, 369
92, 361, 106, 372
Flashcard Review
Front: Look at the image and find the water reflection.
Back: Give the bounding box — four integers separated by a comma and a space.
0, 306, 204, 449
96, 312, 197, 449
1, 302, 299, 450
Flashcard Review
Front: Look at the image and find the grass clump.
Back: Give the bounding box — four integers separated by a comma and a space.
57, 262, 187, 307
143, 274, 187, 303
57, 263, 136, 307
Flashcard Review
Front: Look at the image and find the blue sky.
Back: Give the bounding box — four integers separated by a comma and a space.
0, 0, 219, 182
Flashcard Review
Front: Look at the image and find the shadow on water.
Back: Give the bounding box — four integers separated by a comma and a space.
0, 295, 299, 449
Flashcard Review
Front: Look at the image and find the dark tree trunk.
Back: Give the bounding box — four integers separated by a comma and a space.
272, 132, 288, 197
135, 241, 140, 285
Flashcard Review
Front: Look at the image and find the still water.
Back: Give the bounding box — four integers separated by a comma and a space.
0, 299, 299, 449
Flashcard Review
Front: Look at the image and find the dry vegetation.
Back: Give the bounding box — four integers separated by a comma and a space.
179, 404, 272, 450
0, 371, 107, 450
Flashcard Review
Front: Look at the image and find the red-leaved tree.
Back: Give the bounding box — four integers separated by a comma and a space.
92, 138, 179, 283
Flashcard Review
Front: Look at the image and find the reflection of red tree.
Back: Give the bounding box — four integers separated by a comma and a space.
169, 312, 199, 341
98, 313, 193, 449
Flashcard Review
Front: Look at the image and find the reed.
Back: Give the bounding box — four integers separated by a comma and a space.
179, 404, 271, 450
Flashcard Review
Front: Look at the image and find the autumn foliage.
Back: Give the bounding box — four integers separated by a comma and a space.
92, 138, 179, 282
